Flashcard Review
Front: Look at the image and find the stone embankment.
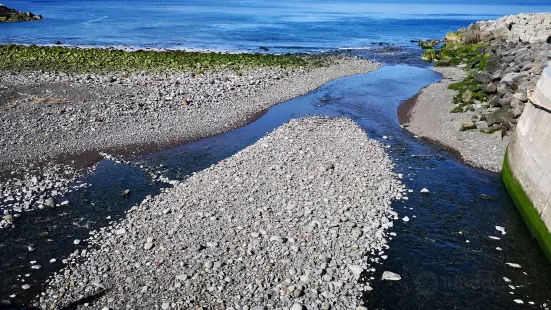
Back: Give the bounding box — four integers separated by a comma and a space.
407, 13, 551, 171
0, 55, 379, 171
0, 4, 42, 22
36, 117, 405, 310
453, 15, 551, 138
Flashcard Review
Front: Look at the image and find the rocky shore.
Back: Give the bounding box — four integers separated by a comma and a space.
0, 54, 379, 171
402, 67, 509, 172
406, 13, 551, 171
0, 4, 42, 22
35, 117, 405, 310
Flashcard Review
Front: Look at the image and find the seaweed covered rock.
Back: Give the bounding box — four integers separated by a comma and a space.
0, 4, 42, 22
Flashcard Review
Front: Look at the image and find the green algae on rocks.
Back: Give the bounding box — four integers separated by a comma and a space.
422, 41, 489, 70
0, 44, 331, 73
420, 40, 494, 115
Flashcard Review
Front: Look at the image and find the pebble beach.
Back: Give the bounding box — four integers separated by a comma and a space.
36, 117, 405, 310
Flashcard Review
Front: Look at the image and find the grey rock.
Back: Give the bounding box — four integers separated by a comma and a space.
486, 83, 498, 94
473, 72, 492, 84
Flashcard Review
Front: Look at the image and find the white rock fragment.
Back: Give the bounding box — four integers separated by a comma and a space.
506, 263, 521, 268
420, 188, 429, 194
495, 226, 506, 235
514, 299, 524, 304
269, 236, 284, 243
347, 265, 364, 276
382, 271, 401, 281
402, 216, 410, 222
176, 274, 188, 281
291, 303, 304, 310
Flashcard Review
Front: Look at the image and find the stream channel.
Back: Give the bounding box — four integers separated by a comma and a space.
2, 58, 551, 309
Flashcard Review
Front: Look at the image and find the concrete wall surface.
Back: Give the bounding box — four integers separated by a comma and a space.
505, 63, 551, 260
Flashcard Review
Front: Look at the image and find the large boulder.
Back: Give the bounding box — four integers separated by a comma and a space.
485, 108, 513, 126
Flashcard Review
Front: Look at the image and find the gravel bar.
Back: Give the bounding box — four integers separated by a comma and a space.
0, 56, 380, 171
403, 67, 509, 172
37, 117, 405, 310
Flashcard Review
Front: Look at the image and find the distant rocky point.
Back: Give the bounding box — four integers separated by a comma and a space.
0, 3, 42, 22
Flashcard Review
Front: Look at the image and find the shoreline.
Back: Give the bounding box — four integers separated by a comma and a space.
37, 117, 404, 309
0, 53, 380, 172
400, 66, 509, 172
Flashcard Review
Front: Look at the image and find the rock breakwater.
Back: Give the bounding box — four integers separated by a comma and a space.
458, 13, 551, 44
36, 117, 405, 309
408, 13, 551, 171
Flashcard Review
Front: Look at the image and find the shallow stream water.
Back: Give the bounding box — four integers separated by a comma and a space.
1, 60, 551, 308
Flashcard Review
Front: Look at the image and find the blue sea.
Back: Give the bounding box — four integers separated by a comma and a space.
1, 0, 550, 53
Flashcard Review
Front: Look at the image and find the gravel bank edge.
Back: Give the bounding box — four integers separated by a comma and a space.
37, 116, 405, 310
0, 56, 380, 171
402, 67, 509, 172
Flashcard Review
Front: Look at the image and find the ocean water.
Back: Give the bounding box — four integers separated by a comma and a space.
1, 0, 550, 52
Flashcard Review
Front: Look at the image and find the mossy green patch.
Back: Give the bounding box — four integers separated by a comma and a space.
448, 78, 478, 91
422, 42, 489, 70
0, 44, 330, 73
448, 75, 487, 108
502, 150, 551, 262
420, 42, 434, 50
480, 126, 503, 134
451, 106, 464, 113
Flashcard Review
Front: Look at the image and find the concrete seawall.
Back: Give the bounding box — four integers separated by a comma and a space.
504, 66, 551, 260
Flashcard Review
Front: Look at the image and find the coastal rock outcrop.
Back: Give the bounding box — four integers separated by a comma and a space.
0, 4, 42, 22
